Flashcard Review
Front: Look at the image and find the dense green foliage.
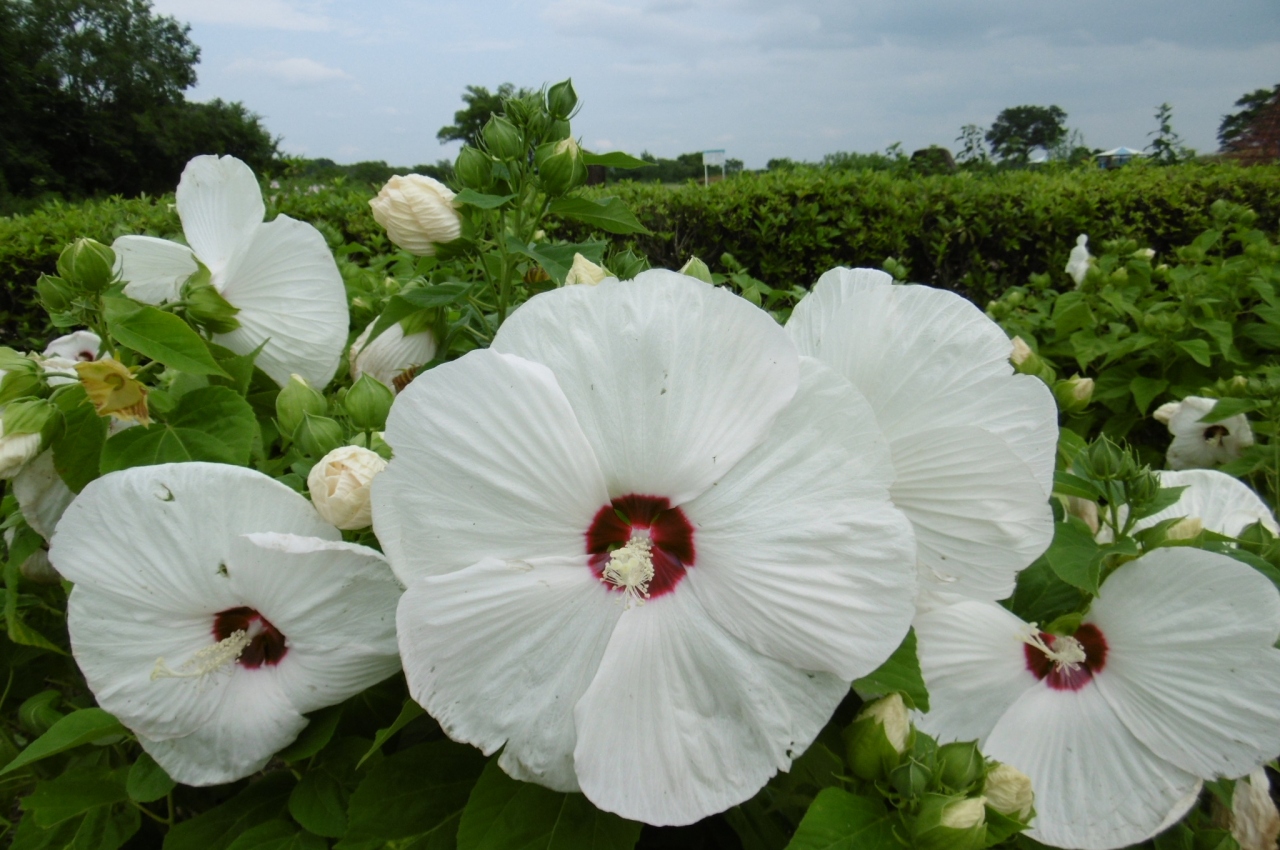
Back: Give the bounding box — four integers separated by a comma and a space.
1219, 84, 1280, 148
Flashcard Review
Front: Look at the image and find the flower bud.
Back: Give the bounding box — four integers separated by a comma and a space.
75, 360, 150, 425
1054, 375, 1094, 414
56, 238, 116, 293
1059, 495, 1100, 535
913, 794, 987, 850
984, 763, 1034, 821
0, 425, 44, 479
276, 374, 328, 439
307, 445, 388, 530
345, 374, 395, 431
889, 758, 932, 799
546, 78, 578, 120
1133, 247, 1156, 261
36, 275, 73, 312
538, 137, 587, 195
455, 146, 494, 190
844, 694, 910, 782
293, 413, 345, 459
564, 253, 610, 287
369, 175, 462, 257
679, 257, 714, 284
936, 741, 985, 793
184, 277, 241, 334
483, 115, 526, 160
1009, 336, 1033, 366
547, 119, 572, 142
1231, 768, 1280, 850
1086, 438, 1126, 480
1164, 515, 1203, 541
350, 320, 437, 392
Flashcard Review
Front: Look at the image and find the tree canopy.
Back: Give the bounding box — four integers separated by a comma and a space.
1219, 84, 1280, 149
437, 83, 536, 147
985, 105, 1068, 162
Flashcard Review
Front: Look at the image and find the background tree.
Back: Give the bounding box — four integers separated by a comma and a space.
437, 83, 536, 147
1146, 103, 1193, 165
955, 124, 990, 165
985, 105, 1068, 163
1219, 84, 1280, 149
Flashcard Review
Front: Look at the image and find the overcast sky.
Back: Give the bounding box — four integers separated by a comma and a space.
152, 0, 1279, 169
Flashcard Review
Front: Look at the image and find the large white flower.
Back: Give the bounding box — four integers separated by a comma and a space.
1154, 396, 1254, 471
48, 463, 402, 786
372, 270, 919, 826
1138, 469, 1277, 538
915, 548, 1280, 850
786, 267, 1057, 601
112, 155, 348, 389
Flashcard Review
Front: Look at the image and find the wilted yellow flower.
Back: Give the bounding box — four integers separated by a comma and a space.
75, 360, 150, 425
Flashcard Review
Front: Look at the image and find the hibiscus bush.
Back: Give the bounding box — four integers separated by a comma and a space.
0, 81, 1278, 850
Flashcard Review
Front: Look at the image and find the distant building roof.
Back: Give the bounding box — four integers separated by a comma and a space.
1097, 147, 1146, 157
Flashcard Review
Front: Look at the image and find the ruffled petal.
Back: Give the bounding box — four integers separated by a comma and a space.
784, 267, 893, 354
573, 590, 848, 826
138, 668, 307, 787
373, 349, 609, 582
111, 236, 198, 305
1089, 547, 1280, 779
1131, 469, 1279, 537
984, 682, 1202, 850
13, 451, 74, 540
175, 155, 264, 276
890, 426, 1053, 600
493, 271, 799, 505
914, 599, 1039, 744
350, 320, 437, 388
398, 556, 621, 792
228, 533, 402, 715
683, 357, 917, 679
214, 216, 348, 389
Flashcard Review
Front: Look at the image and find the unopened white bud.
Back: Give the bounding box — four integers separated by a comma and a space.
369, 175, 462, 256
856, 692, 909, 754
941, 797, 987, 829
1061, 495, 1100, 536
985, 763, 1034, 821
307, 446, 388, 530
1010, 336, 1033, 366
1231, 768, 1280, 850
0, 428, 43, 479
564, 253, 610, 286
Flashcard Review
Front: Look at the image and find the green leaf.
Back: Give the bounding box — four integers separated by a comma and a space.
1052, 471, 1101, 501
103, 295, 228, 377
209, 341, 264, 397
581, 151, 651, 169
4, 525, 65, 654
1128, 376, 1168, 416
100, 386, 256, 473
504, 237, 608, 284
457, 757, 642, 850
1051, 293, 1093, 336
23, 765, 129, 827
1, 709, 124, 775
1128, 485, 1189, 521
851, 628, 928, 712
1200, 397, 1259, 423
358, 699, 425, 768
399, 283, 478, 310
290, 772, 348, 838
1174, 339, 1212, 367
547, 197, 650, 235
783, 788, 898, 850
1044, 518, 1103, 595
49, 386, 107, 493
71, 803, 141, 850
127, 752, 175, 803
276, 705, 342, 763
454, 189, 517, 209
163, 772, 296, 850
340, 740, 486, 846
1008, 557, 1086, 628
225, 820, 327, 850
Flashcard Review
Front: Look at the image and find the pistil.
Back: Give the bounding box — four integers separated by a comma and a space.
152, 629, 252, 680
602, 536, 655, 608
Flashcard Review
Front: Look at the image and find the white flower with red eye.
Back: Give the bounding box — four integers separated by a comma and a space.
1154, 396, 1254, 471
785, 267, 1058, 602
48, 462, 402, 786
915, 548, 1280, 850
111, 155, 348, 389
372, 270, 919, 826
1135, 469, 1276, 538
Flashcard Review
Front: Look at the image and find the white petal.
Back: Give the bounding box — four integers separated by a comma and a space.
683, 357, 917, 679
49, 462, 340, 611
1089, 547, 1280, 779
891, 426, 1054, 600
228, 533, 402, 714
350, 320, 437, 388
138, 668, 308, 786
111, 236, 198, 305
13, 451, 74, 540
914, 599, 1039, 744
398, 556, 621, 792
573, 590, 848, 826
493, 271, 799, 505
214, 216, 348, 389
176, 155, 264, 276
1130, 469, 1279, 537
373, 349, 609, 583
985, 682, 1202, 850
784, 267, 893, 354
42, 330, 103, 362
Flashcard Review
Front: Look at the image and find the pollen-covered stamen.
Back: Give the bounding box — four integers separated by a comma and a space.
1023, 622, 1108, 691
1021, 626, 1086, 670
602, 535, 655, 607
151, 629, 252, 681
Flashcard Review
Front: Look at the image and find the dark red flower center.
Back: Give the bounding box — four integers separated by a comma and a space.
1024, 623, 1108, 690
585, 494, 695, 599
213, 607, 287, 668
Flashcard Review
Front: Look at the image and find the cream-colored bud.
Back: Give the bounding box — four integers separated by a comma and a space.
1070, 376, 1094, 402
1165, 516, 1203, 540
1231, 768, 1280, 850
1061, 495, 1100, 535
0, 428, 43, 479
941, 797, 987, 829
856, 693, 909, 754
1134, 248, 1156, 261
307, 446, 389, 530
350, 320, 438, 393
1010, 336, 1033, 366
564, 253, 610, 286
555, 137, 581, 157
984, 763, 1034, 820
369, 175, 462, 256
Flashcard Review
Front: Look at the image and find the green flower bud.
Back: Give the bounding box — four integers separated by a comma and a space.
678, 257, 714, 284
293, 413, 345, 459
546, 79, 579, 120
913, 794, 988, 850
184, 277, 241, 335
455, 146, 494, 190
984, 763, 1034, 821
36, 274, 73, 313
936, 741, 985, 793
1053, 375, 1094, 414
345, 374, 395, 431
537, 137, 587, 196
843, 694, 910, 782
1085, 438, 1126, 480
889, 758, 933, 799
483, 115, 526, 161
276, 374, 328, 439
1125, 467, 1161, 507
18, 690, 63, 735
547, 119, 572, 142
56, 238, 116, 293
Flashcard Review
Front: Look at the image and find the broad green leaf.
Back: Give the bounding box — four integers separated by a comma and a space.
163, 772, 296, 850
1128, 376, 1168, 416
225, 820, 327, 850
49, 385, 108, 493
1128, 485, 1189, 521
454, 189, 517, 209
783, 788, 898, 850
4, 524, 65, 654
209, 341, 264, 397
1, 709, 125, 775
71, 803, 141, 850
851, 628, 929, 712
289, 772, 348, 838
277, 704, 342, 763
127, 752, 175, 803
358, 699, 425, 768
23, 764, 129, 827
581, 151, 651, 169
1174, 339, 1212, 367
1044, 518, 1103, 595
341, 740, 486, 845
1008, 557, 1086, 626
400, 283, 478, 310
458, 758, 641, 850
9, 814, 78, 850
100, 386, 256, 473
505, 237, 608, 284
1051, 293, 1093, 336
1201, 397, 1259, 423
547, 197, 650, 235
103, 295, 228, 377
1052, 471, 1101, 501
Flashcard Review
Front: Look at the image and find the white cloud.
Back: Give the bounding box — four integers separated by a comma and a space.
227, 57, 350, 87
152, 0, 335, 31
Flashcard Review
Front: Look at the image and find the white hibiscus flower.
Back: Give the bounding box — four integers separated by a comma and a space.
48, 463, 402, 786
372, 270, 919, 826
38, 329, 104, 387
786, 267, 1058, 601
1136, 469, 1276, 538
1154, 396, 1254, 471
111, 155, 348, 389
915, 548, 1280, 850
1065, 234, 1092, 286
